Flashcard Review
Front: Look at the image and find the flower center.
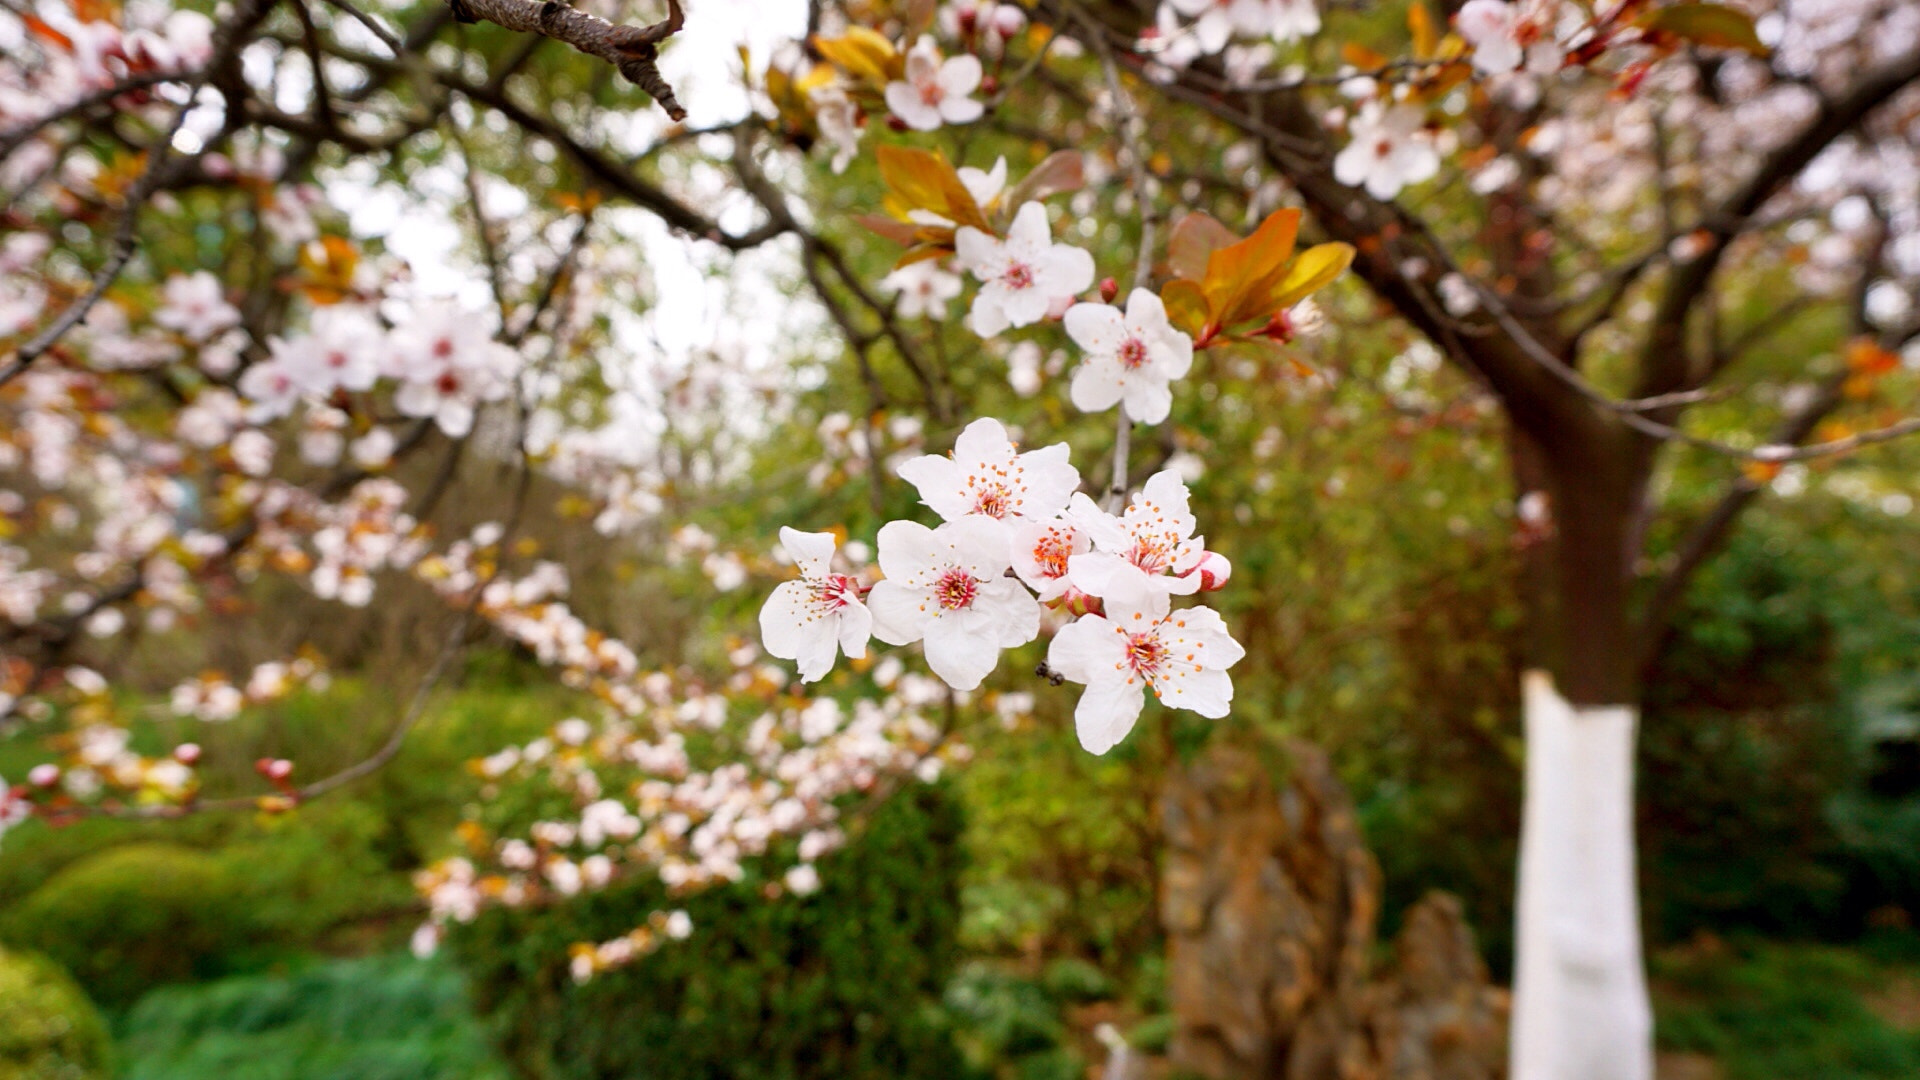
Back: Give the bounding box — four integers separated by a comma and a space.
933, 567, 979, 610
1125, 631, 1166, 678
971, 482, 1014, 518
1128, 536, 1172, 575
432, 337, 455, 360
919, 81, 944, 106
1031, 528, 1072, 578
328, 350, 348, 368
818, 574, 859, 610
435, 370, 463, 395
1002, 262, 1034, 290
1373, 137, 1394, 160
1117, 336, 1149, 370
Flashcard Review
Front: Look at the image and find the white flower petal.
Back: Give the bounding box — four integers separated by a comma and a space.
867, 580, 931, 645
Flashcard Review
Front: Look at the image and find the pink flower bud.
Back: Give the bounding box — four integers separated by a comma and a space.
1186, 551, 1232, 591
28, 764, 60, 787
1098, 277, 1118, 303
173, 743, 202, 765
266, 758, 294, 781
1058, 588, 1104, 618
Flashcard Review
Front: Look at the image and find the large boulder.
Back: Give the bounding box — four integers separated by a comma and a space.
1161, 742, 1508, 1080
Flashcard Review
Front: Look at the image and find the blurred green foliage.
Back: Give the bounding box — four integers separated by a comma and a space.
0, 947, 109, 1080
114, 955, 507, 1080
0, 667, 575, 1009
1641, 497, 1920, 942
448, 782, 969, 1080
1653, 933, 1920, 1079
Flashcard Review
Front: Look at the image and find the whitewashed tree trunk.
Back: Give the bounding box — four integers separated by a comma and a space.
1510, 670, 1653, 1080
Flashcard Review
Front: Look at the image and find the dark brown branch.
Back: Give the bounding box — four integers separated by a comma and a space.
1635, 217, 1895, 665
1632, 45, 1920, 402
447, 0, 687, 120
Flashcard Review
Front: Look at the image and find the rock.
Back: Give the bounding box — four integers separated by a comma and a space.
1162, 741, 1508, 1080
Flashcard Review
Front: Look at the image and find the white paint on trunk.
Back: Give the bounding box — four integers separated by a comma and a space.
1510, 670, 1652, 1080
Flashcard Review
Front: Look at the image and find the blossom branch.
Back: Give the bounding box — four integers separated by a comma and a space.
444, 0, 687, 120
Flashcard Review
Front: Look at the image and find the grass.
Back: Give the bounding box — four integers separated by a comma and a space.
1653, 931, 1920, 1080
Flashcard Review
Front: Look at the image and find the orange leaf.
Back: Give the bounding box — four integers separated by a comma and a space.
1203, 208, 1301, 329
297, 235, 359, 305
1342, 43, 1389, 70
1408, 2, 1440, 60
22, 14, 74, 51
1254, 242, 1355, 315
855, 213, 920, 246
1002, 150, 1085, 214
1846, 338, 1899, 376
874, 145, 991, 234
1166, 212, 1239, 283
810, 26, 901, 86
1159, 279, 1211, 339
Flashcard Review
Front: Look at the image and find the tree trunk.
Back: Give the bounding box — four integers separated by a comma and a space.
1509, 672, 1652, 1080
1505, 421, 1657, 1079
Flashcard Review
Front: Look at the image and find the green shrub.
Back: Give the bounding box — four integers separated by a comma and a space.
115, 954, 508, 1080
449, 783, 968, 1080
0, 946, 109, 1080
1, 845, 260, 1010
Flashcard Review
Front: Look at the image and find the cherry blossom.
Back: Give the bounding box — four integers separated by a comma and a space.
808, 84, 861, 173
1010, 516, 1091, 602
237, 358, 306, 421
154, 271, 240, 342
884, 36, 985, 132
941, 1, 1027, 52
759, 527, 873, 683
1269, 0, 1321, 42
1457, 0, 1564, 77
882, 261, 963, 319
389, 303, 519, 437
283, 305, 387, 394
1333, 102, 1439, 200
954, 202, 1096, 337
1062, 289, 1194, 424
896, 417, 1080, 527
867, 515, 1039, 690
1047, 596, 1245, 754
1163, 0, 1274, 56
1067, 470, 1209, 613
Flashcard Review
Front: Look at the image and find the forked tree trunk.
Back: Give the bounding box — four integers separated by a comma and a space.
1509, 672, 1652, 1080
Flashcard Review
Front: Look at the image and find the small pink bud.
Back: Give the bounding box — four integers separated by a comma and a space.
956, 7, 978, 34
1187, 551, 1232, 591
979, 74, 999, 96
266, 758, 294, 782
886, 114, 909, 133
173, 743, 202, 765
1059, 588, 1105, 618
28, 764, 60, 787
1098, 277, 1118, 303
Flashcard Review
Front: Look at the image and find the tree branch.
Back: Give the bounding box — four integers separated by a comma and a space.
447, 0, 687, 120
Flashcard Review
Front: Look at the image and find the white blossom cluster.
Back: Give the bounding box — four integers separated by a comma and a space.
0, 5, 212, 131
409, 645, 981, 979
762, 417, 1242, 756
